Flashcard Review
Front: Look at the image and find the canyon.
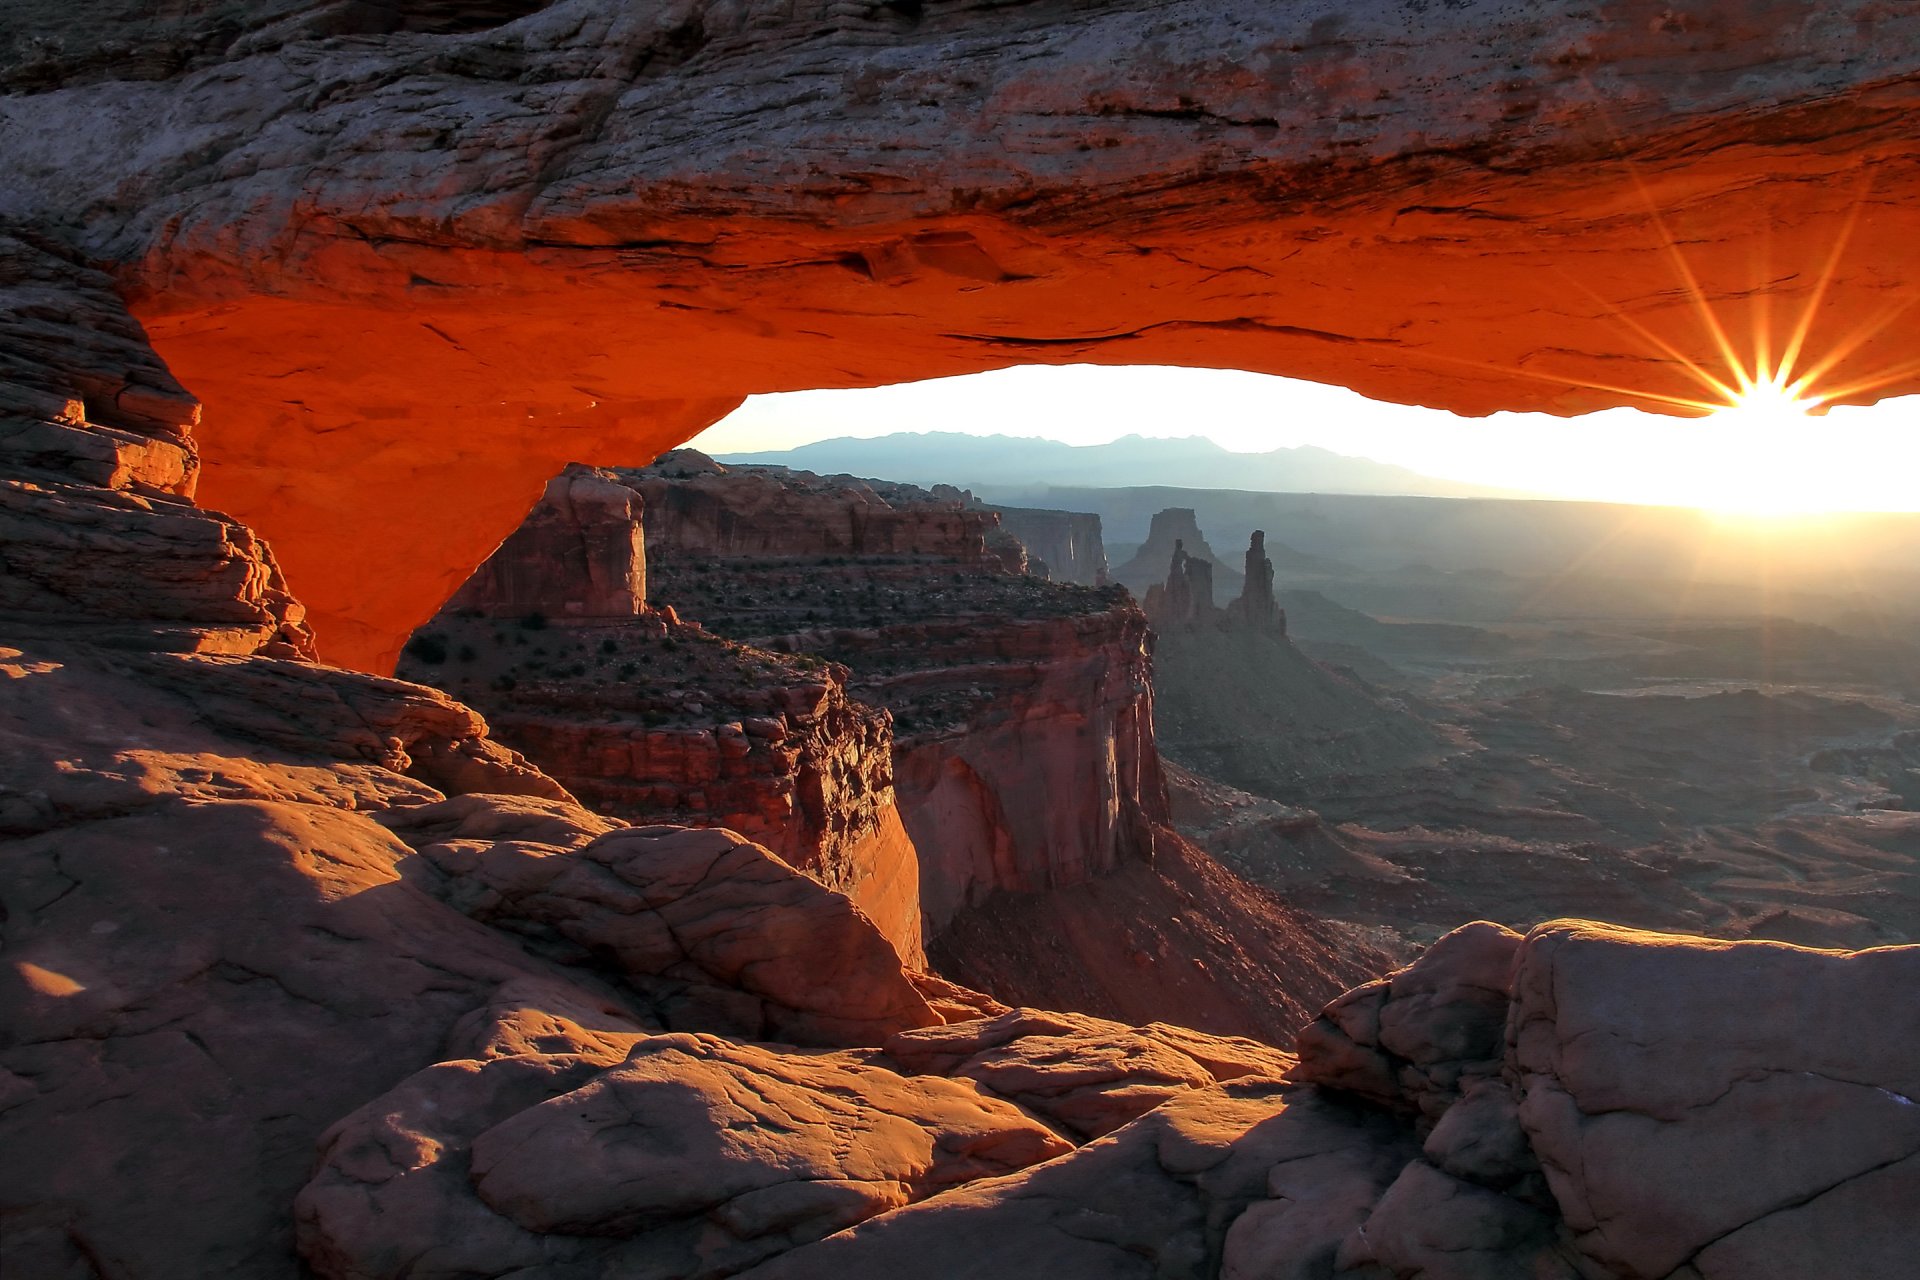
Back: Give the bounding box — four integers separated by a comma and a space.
4, 3, 1920, 1278
407, 454, 1378, 1036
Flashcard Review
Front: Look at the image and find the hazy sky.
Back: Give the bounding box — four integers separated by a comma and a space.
687, 364, 1920, 515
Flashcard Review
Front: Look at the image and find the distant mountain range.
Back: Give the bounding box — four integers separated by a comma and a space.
714, 433, 1528, 500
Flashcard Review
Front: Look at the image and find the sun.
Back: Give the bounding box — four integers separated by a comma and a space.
1717, 373, 1814, 428
1691, 371, 1824, 516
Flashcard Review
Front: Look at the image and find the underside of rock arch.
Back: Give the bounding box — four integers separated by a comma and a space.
6, 0, 1920, 667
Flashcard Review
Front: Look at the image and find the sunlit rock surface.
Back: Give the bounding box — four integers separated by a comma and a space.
6, 0, 1919, 665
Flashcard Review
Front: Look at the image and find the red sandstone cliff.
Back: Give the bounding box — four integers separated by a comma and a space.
631, 454, 1169, 931
408, 464, 927, 962
985, 504, 1110, 586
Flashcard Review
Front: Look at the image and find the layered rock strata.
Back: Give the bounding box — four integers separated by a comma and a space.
446, 466, 646, 621
403, 607, 927, 964
631, 453, 1168, 933
407, 460, 926, 961
0, 230, 312, 659
421, 456, 1381, 1039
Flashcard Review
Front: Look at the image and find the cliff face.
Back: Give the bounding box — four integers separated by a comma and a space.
404, 611, 926, 965
446, 467, 645, 621
986, 505, 1109, 586
4, 1, 1916, 668
405, 463, 926, 962
632, 454, 1170, 935
828, 605, 1164, 932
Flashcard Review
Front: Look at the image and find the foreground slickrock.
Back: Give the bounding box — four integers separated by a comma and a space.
7, 9, 1920, 1271
297, 1033, 1073, 1280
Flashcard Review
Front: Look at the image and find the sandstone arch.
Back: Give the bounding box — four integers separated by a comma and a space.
5, 0, 1920, 667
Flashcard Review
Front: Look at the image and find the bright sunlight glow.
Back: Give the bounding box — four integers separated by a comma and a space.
693, 157, 1920, 519
1687, 373, 1826, 517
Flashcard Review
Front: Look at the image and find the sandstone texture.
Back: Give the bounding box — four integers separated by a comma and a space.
0, 232, 312, 660
446, 465, 646, 621
727, 922, 1920, 1280
6, 0, 1918, 666
381, 803, 941, 1046
297, 1033, 1072, 1280
1271, 920, 1920, 1280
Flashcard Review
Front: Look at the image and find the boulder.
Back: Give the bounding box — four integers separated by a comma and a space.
383, 804, 942, 1046
1509, 921, 1920, 1280
740, 1079, 1309, 1280
297, 1033, 1072, 1280
1292, 921, 1522, 1122
889, 1007, 1294, 1139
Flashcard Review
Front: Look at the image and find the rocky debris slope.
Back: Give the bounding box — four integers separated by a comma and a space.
927, 830, 1393, 1046
1152, 621, 1450, 802
5, 1, 1915, 667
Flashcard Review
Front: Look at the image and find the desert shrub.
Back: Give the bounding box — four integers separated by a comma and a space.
402, 632, 448, 664
519, 611, 548, 631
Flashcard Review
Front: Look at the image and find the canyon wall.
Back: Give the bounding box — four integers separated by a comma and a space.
985, 505, 1109, 586
446, 467, 646, 621
8, 9, 1920, 1277
409, 464, 926, 962
631, 454, 1169, 934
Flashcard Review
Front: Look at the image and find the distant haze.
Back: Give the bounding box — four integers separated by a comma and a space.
714, 432, 1522, 501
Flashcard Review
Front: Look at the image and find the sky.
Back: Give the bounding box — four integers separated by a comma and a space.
687, 364, 1920, 516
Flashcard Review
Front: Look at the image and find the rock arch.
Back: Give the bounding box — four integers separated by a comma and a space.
5, 0, 1920, 667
